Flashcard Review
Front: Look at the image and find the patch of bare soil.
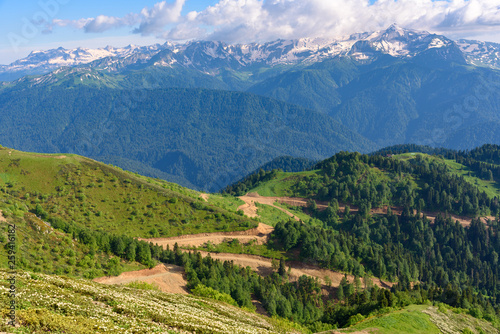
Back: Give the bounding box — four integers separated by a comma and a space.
238, 193, 304, 220
199, 193, 209, 201
140, 223, 274, 248
236, 197, 259, 218
93, 263, 188, 294
0, 211, 6, 222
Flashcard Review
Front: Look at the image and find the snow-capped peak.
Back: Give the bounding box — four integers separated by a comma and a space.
0, 25, 497, 82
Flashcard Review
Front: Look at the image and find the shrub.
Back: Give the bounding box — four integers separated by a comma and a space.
346, 313, 364, 327
191, 284, 238, 306
125, 281, 159, 291
469, 307, 483, 319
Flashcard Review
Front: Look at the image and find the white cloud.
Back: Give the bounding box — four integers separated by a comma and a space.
84, 14, 139, 33
133, 0, 186, 35
51, 0, 500, 43
53, 14, 140, 33
438, 0, 500, 29
51, 0, 185, 35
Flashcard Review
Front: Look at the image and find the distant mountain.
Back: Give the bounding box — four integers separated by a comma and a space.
0, 44, 167, 81
0, 86, 373, 191
249, 48, 500, 148
1, 25, 500, 188
457, 39, 500, 69
1, 24, 499, 83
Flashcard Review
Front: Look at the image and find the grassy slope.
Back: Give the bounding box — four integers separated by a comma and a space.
272, 202, 323, 225
338, 304, 498, 334
341, 305, 439, 334
0, 270, 306, 334
206, 194, 246, 215
0, 147, 256, 238
394, 153, 500, 200
0, 146, 259, 278
443, 159, 500, 199
254, 202, 294, 226
249, 171, 318, 197
0, 209, 145, 278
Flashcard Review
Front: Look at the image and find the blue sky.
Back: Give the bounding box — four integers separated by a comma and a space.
1, 0, 499, 65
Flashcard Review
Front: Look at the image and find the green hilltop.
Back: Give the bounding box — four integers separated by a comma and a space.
0, 146, 255, 238
0, 146, 256, 279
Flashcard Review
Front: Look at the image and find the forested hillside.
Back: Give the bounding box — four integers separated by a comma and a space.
226, 150, 500, 217
248, 54, 500, 149
0, 86, 373, 191
219, 147, 500, 329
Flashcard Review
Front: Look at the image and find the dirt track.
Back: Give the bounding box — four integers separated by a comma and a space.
7, 150, 66, 159
239, 192, 493, 227
238, 193, 304, 221
141, 219, 392, 290
94, 263, 188, 294
197, 251, 392, 289
107, 193, 491, 296
140, 223, 274, 248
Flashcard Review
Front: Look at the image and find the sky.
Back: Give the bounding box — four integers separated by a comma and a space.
0, 0, 500, 65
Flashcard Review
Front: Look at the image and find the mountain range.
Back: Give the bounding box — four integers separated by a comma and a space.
2, 24, 500, 82
1, 24, 500, 190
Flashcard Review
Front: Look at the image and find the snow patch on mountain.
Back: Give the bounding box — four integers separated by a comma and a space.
1, 25, 499, 82
457, 39, 500, 69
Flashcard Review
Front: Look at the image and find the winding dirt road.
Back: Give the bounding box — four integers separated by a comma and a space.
196, 251, 392, 289
100, 204, 394, 295
140, 223, 274, 248
237, 193, 303, 221
141, 222, 392, 290
100, 193, 492, 296
238, 192, 494, 227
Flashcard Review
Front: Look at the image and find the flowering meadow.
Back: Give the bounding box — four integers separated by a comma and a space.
0, 270, 303, 333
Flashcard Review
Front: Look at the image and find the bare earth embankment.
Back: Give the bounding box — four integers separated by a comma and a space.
94, 263, 188, 294
140, 222, 274, 248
